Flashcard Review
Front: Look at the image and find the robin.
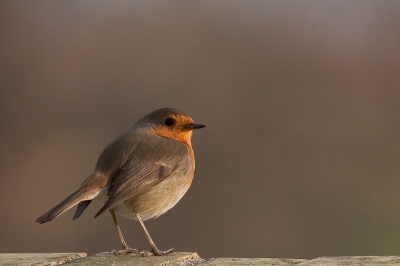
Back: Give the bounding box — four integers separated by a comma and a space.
36, 108, 205, 256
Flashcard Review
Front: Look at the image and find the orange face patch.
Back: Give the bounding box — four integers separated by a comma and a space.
151, 114, 194, 146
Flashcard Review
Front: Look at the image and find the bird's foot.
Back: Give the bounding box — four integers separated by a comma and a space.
110, 246, 174, 257
111, 247, 146, 255
146, 247, 174, 256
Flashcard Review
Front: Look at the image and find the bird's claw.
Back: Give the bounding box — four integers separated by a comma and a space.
110, 246, 174, 257
111, 247, 143, 255
149, 247, 174, 256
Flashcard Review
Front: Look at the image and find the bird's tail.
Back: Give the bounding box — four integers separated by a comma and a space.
36, 187, 96, 224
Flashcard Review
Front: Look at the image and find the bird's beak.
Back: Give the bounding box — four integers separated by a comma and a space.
183, 123, 206, 131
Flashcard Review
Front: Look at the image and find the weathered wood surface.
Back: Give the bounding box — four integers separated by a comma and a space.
300, 256, 400, 266
0, 253, 86, 266
201, 257, 307, 265
65, 252, 202, 266
2, 253, 400, 265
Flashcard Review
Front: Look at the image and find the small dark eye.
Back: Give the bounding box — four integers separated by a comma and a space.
164, 118, 174, 126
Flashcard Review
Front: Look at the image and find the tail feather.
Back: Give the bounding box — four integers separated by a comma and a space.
72, 200, 92, 220
36, 188, 89, 224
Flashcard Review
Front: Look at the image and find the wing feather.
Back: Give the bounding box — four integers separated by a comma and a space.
94, 141, 188, 218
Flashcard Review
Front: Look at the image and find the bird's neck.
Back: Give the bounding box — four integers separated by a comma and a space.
151, 128, 195, 170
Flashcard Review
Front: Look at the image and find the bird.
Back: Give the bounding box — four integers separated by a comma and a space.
36, 108, 205, 256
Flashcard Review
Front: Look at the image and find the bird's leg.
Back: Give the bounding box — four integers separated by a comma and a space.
109, 210, 143, 255
135, 213, 174, 256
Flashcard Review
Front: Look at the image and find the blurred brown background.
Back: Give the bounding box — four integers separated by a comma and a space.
1, 0, 400, 260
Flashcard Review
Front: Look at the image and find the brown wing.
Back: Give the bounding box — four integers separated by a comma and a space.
94, 143, 188, 218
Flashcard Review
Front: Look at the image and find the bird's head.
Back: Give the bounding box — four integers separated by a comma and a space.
140, 108, 205, 145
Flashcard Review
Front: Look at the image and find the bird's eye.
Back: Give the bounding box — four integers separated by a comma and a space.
164, 118, 174, 126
